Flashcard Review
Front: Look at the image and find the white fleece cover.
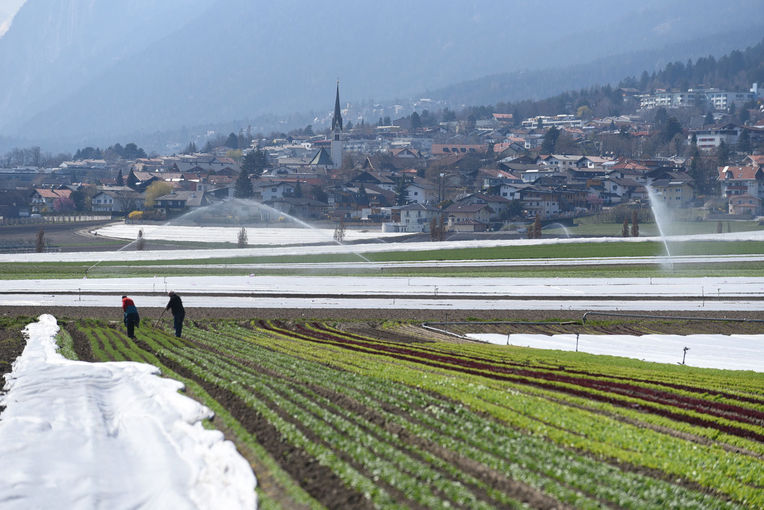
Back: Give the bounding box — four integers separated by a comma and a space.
0, 315, 256, 509
468, 332, 764, 372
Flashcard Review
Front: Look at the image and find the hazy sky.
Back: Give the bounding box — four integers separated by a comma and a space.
0, 0, 25, 38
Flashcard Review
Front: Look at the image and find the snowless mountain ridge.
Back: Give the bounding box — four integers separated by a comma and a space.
0, 0, 763, 150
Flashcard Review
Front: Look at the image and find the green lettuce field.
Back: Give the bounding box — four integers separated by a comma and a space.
55, 317, 764, 509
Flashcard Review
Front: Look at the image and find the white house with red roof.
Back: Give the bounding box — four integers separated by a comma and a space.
717, 165, 764, 200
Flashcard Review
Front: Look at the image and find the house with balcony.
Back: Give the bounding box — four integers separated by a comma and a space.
30, 188, 73, 213
444, 203, 493, 232
717, 165, 764, 200
399, 203, 439, 232
520, 188, 560, 218
649, 176, 695, 208
91, 187, 146, 214
688, 124, 741, 152
728, 194, 761, 216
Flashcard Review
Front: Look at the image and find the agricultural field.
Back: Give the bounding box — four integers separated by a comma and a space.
50, 315, 764, 509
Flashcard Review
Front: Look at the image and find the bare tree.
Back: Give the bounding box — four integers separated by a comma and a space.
622, 218, 630, 237
430, 214, 446, 241
35, 228, 45, 253
630, 209, 639, 237
333, 219, 346, 243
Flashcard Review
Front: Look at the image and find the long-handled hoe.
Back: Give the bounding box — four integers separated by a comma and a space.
154, 308, 166, 329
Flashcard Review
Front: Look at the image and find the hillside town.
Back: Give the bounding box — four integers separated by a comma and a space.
1, 81, 763, 238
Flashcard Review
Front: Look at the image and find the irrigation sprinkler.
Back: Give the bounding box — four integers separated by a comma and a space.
506, 333, 511, 346
681, 346, 690, 365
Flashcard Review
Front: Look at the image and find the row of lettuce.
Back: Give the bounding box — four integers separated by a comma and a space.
58, 318, 764, 509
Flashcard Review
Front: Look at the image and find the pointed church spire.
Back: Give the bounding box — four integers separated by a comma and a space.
332, 81, 343, 132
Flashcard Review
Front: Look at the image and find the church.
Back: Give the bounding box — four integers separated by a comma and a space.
330, 81, 344, 170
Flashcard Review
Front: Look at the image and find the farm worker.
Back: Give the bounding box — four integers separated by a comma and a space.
121, 295, 140, 339
166, 291, 185, 338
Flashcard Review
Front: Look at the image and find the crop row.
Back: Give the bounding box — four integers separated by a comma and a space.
240, 320, 763, 506
189, 321, 749, 509
276, 321, 764, 441
61, 319, 763, 508
329, 323, 764, 407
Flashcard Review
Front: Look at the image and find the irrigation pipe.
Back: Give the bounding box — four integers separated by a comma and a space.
421, 320, 580, 342
581, 311, 764, 324
420, 324, 473, 340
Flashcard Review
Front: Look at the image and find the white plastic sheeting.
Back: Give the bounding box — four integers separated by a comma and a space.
0, 315, 256, 510
468, 332, 764, 372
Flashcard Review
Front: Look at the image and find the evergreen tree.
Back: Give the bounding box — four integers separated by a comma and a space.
237, 227, 248, 248
704, 112, 714, 125
737, 129, 752, 154
183, 141, 197, 154
394, 178, 408, 206
234, 168, 253, 198
410, 112, 422, 130
115, 169, 124, 186
660, 117, 682, 144
541, 127, 560, 154
241, 149, 267, 177
654, 108, 668, 130
717, 141, 730, 166
225, 132, 239, 149
123, 143, 146, 160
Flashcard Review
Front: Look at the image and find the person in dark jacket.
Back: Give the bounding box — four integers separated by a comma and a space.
166, 291, 185, 338
121, 295, 140, 339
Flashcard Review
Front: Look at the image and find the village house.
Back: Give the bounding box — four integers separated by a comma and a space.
688, 124, 742, 152
430, 143, 488, 156
405, 178, 438, 205
444, 203, 493, 232
154, 190, 209, 215
542, 154, 585, 170
91, 186, 146, 214
497, 182, 531, 201
454, 193, 514, 222
728, 194, 761, 216
649, 176, 695, 208
349, 170, 397, 192
0, 189, 31, 219
600, 177, 644, 205
520, 188, 560, 219
717, 165, 764, 200
399, 203, 439, 232
265, 197, 330, 221
479, 168, 523, 189
30, 188, 73, 213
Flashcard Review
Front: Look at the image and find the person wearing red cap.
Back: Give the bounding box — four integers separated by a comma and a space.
121, 295, 140, 339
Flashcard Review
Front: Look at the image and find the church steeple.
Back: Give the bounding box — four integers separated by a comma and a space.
330, 81, 344, 170
332, 81, 343, 133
